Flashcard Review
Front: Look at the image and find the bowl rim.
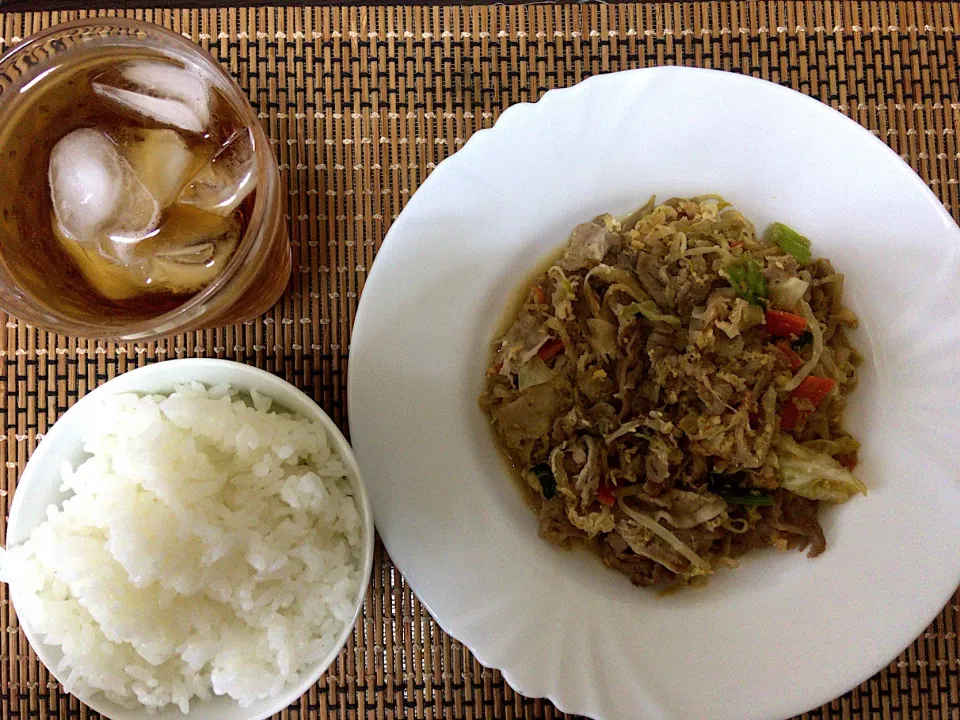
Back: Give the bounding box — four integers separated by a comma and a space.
5, 358, 375, 720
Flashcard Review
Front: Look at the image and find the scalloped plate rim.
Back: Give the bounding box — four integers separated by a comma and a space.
349, 66, 960, 720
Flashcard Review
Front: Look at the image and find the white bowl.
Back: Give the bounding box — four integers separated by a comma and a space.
5, 358, 375, 720
348, 66, 960, 720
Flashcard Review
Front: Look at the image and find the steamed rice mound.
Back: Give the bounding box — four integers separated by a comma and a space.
3, 382, 364, 712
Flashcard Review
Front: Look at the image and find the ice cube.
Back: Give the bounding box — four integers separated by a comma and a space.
127, 205, 241, 294
121, 129, 208, 208
49, 128, 159, 247
178, 128, 257, 217
92, 60, 211, 134
52, 215, 145, 301
53, 205, 240, 300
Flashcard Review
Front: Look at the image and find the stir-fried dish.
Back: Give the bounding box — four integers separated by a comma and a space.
479, 196, 865, 588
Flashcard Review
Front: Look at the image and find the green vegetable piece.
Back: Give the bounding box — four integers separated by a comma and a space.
706, 473, 772, 505
777, 436, 867, 503
724, 255, 768, 306
531, 463, 556, 500
791, 330, 814, 350
707, 471, 742, 494
765, 222, 812, 263
722, 493, 774, 507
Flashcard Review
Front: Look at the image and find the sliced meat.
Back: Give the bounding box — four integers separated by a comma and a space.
493, 384, 566, 444
766, 490, 827, 557
559, 221, 621, 271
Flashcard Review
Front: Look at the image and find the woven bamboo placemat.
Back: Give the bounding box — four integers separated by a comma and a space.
0, 3, 958, 719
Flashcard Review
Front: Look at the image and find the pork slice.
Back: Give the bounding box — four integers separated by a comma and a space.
494, 383, 565, 441
559, 221, 621, 271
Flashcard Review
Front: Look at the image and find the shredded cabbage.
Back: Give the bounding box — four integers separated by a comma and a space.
653, 504, 726, 530
618, 499, 710, 570
517, 357, 554, 390
620, 195, 657, 231
777, 436, 867, 503
803, 436, 860, 456
567, 505, 614, 536
543, 316, 573, 353
586, 318, 618, 358
548, 266, 575, 320
586, 265, 650, 302
604, 420, 644, 444
784, 300, 823, 391
769, 277, 809, 311
716, 299, 764, 338
620, 300, 681, 326
723, 518, 750, 534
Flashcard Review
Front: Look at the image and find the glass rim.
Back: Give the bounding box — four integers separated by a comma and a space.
0, 17, 278, 341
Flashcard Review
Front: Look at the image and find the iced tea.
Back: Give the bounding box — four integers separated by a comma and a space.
0, 20, 290, 339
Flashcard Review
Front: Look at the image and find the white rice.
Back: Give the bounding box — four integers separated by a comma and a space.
0, 383, 364, 713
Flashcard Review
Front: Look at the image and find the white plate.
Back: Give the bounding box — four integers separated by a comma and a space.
347, 67, 960, 720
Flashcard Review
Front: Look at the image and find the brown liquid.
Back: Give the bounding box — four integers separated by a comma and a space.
491, 244, 567, 339
0, 49, 254, 325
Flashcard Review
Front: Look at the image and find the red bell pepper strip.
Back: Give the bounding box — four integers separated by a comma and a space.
792, 375, 837, 404
780, 376, 837, 431
538, 338, 564, 362
765, 309, 807, 337
779, 402, 803, 431
597, 483, 616, 507
775, 340, 805, 370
